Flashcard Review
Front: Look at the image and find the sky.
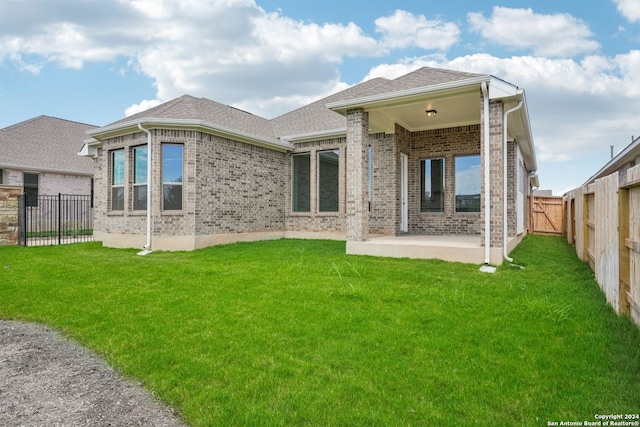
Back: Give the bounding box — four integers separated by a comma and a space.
1, 0, 639, 195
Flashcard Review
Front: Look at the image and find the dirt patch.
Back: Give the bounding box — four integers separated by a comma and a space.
0, 320, 187, 426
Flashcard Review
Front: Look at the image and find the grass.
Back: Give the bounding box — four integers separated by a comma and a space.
0, 235, 638, 426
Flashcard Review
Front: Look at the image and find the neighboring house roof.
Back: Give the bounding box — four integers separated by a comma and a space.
0, 115, 96, 175
583, 135, 640, 185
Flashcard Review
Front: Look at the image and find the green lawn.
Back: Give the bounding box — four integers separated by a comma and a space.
0, 235, 638, 426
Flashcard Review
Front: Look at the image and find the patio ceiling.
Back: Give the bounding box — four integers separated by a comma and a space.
366, 90, 481, 134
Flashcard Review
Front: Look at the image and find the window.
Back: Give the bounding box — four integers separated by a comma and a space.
455, 155, 481, 212
162, 144, 183, 211
0, 168, 3, 185
111, 149, 125, 211
23, 173, 39, 207
318, 150, 339, 212
133, 145, 148, 210
292, 153, 311, 212
420, 158, 445, 212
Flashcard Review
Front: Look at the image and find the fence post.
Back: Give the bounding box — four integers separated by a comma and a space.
619, 187, 630, 316
22, 193, 28, 246
57, 193, 61, 245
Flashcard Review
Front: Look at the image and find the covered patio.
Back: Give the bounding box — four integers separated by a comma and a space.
326, 68, 536, 266
347, 234, 522, 264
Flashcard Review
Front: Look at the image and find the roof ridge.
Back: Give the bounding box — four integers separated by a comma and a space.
0, 115, 97, 132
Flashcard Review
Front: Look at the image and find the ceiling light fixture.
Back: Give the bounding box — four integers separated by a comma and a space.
425, 109, 437, 117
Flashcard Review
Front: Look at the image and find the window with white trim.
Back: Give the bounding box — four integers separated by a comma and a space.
318, 150, 339, 212
111, 149, 125, 211
454, 155, 481, 212
420, 158, 445, 213
292, 153, 311, 212
133, 145, 148, 210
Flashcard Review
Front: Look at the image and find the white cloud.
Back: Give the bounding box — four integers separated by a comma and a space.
125, 99, 163, 117
375, 10, 460, 51
468, 7, 600, 57
0, 0, 384, 116
613, 0, 640, 22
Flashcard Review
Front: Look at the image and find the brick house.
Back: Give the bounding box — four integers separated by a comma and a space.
0, 115, 96, 199
81, 67, 538, 265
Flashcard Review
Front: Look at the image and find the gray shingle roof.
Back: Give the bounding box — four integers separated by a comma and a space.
113, 95, 277, 139
0, 115, 96, 174
270, 77, 389, 137
357, 67, 487, 97
96, 67, 490, 142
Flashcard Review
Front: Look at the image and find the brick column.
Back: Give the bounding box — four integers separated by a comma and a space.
489, 101, 504, 247
346, 108, 369, 241
0, 186, 21, 246
480, 98, 505, 252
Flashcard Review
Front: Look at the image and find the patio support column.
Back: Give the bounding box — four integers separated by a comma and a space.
346, 108, 369, 242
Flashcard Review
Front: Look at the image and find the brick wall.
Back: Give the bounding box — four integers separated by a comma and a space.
0, 186, 21, 245
410, 124, 482, 235
369, 132, 397, 235
285, 137, 347, 233
95, 129, 287, 245
0, 168, 91, 196
195, 133, 287, 235
507, 141, 517, 236
488, 100, 505, 246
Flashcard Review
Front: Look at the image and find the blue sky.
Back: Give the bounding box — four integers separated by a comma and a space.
1, 0, 639, 195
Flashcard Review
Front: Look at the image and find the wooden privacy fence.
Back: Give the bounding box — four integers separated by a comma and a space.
529, 195, 565, 235
564, 165, 640, 327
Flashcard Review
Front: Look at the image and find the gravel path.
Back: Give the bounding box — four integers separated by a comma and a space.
0, 320, 187, 427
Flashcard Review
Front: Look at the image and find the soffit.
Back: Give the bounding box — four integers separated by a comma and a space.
367, 90, 481, 133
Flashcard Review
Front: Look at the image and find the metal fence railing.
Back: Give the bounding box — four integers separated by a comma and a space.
18, 194, 93, 246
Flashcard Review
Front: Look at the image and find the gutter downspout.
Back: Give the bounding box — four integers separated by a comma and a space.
481, 81, 491, 267
502, 101, 523, 263
137, 123, 152, 255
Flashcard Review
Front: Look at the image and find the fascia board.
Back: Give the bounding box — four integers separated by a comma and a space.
502, 88, 537, 172
488, 76, 520, 99
515, 92, 537, 172
326, 76, 489, 113
87, 118, 292, 152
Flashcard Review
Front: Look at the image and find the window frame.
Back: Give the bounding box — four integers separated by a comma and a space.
132, 145, 148, 211
454, 154, 481, 213
420, 158, 445, 213
291, 153, 311, 213
162, 143, 184, 211
110, 149, 125, 211
23, 172, 39, 207
317, 149, 340, 213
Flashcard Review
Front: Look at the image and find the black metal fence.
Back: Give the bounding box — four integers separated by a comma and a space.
18, 194, 93, 246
